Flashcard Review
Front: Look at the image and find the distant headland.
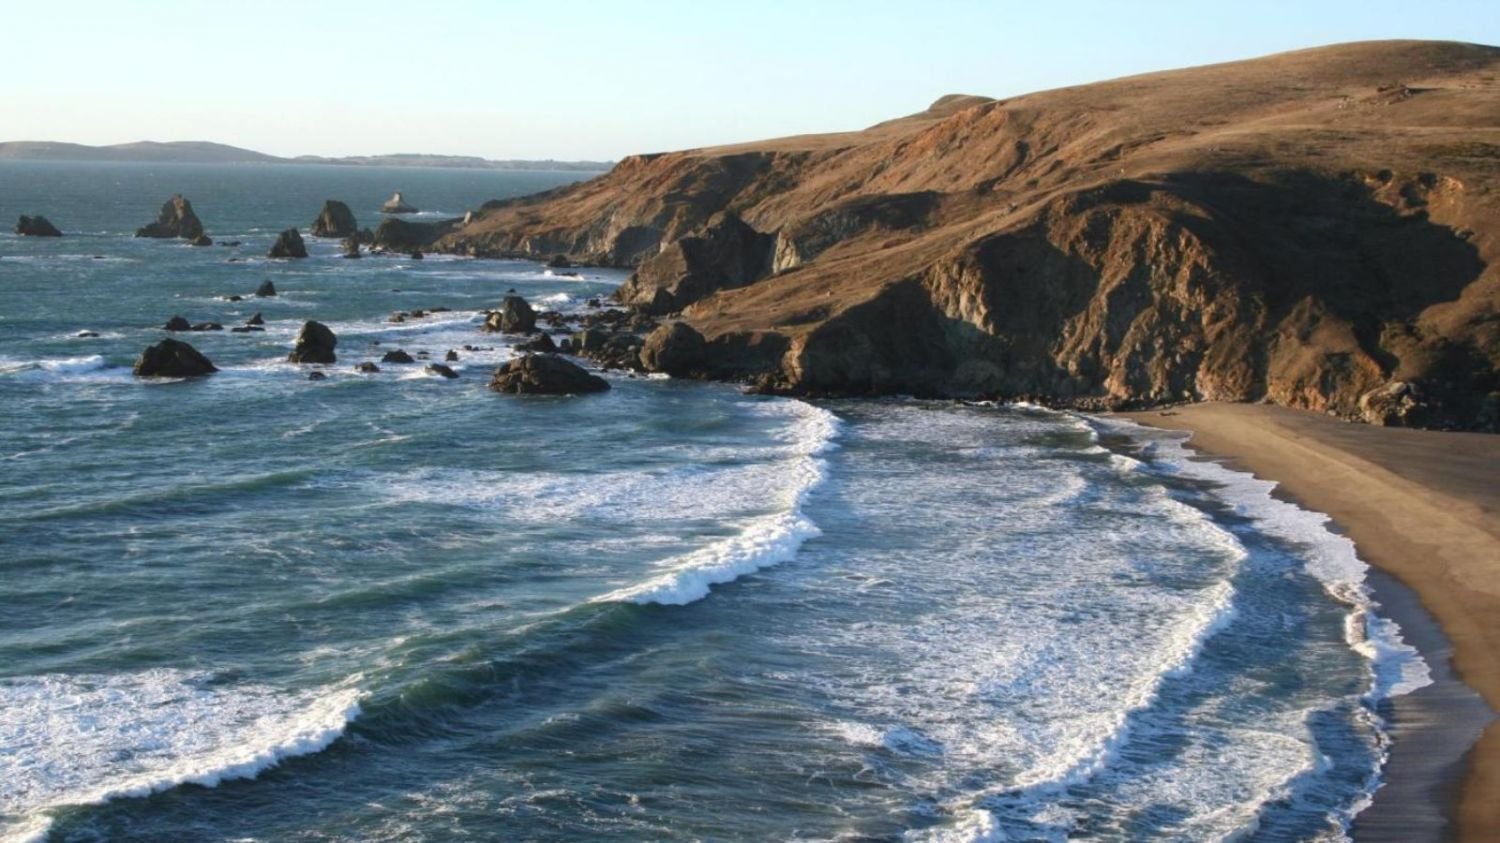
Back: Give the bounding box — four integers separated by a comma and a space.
0, 140, 612, 172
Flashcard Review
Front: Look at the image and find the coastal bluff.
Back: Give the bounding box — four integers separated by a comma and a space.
428, 40, 1500, 430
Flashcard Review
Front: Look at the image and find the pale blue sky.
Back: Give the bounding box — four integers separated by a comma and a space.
4, 0, 1496, 160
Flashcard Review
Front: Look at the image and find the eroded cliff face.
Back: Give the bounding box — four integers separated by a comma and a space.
433, 40, 1500, 428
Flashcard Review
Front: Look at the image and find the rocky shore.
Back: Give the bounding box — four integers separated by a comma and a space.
385, 40, 1500, 431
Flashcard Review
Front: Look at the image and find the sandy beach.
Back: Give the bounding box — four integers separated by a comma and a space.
1119, 403, 1500, 842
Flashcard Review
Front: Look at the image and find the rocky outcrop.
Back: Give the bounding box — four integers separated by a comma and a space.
616, 211, 773, 314
190, 233, 213, 246
381, 349, 415, 364
341, 236, 362, 258
425, 363, 458, 379
16, 215, 62, 237
484, 295, 537, 333
255, 280, 276, 297
163, 315, 192, 331
288, 320, 337, 364
490, 354, 609, 395
311, 200, 358, 238
371, 217, 460, 253
135, 195, 204, 239
133, 338, 218, 377
424, 40, 1500, 429
268, 229, 308, 259
639, 322, 707, 376
382, 192, 417, 214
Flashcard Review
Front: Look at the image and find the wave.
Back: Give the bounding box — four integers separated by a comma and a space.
590, 399, 840, 606
0, 670, 360, 842
0, 354, 123, 384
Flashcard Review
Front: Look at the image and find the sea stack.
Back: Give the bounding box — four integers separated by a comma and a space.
15, 215, 63, 237
268, 229, 308, 259
288, 320, 337, 364
311, 200, 358, 238
381, 191, 418, 214
135, 195, 205, 239
484, 295, 537, 334
490, 354, 609, 395
133, 338, 218, 377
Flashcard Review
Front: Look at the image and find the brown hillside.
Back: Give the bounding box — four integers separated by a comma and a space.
438, 40, 1500, 428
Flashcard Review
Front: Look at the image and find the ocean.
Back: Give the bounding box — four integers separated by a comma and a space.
0, 161, 1431, 841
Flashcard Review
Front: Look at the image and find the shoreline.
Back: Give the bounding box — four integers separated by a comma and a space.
1118, 403, 1500, 842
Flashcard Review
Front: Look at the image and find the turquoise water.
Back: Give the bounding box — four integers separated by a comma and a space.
0, 163, 1426, 841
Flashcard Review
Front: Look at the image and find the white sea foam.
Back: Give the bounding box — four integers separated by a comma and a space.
591, 400, 840, 605
1089, 416, 1432, 700
0, 354, 123, 384
0, 670, 360, 841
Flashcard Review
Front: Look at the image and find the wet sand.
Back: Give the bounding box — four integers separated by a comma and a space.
1118, 403, 1500, 842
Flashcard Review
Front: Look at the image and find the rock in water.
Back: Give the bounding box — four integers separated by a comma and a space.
381, 191, 418, 214
341, 236, 362, 259
354, 362, 381, 373
268, 229, 308, 259
639, 322, 707, 377
135, 195, 204, 239
255, 280, 277, 297
190, 233, 214, 247
163, 315, 191, 331
133, 338, 218, 377
311, 200, 358, 238
483, 295, 537, 333
288, 320, 337, 364
425, 363, 458, 379
381, 349, 415, 364
490, 354, 609, 395
515, 333, 558, 353
246, 312, 264, 326
15, 215, 63, 237
546, 254, 572, 268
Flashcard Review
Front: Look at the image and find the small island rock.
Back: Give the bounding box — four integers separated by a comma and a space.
16, 215, 63, 237
381, 191, 418, 214
311, 200, 358, 238
484, 295, 537, 334
255, 280, 277, 297
268, 229, 308, 259
134, 338, 218, 377
490, 354, 609, 395
135, 195, 204, 239
288, 320, 337, 364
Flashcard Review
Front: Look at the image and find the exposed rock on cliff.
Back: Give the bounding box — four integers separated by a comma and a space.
134, 338, 217, 377
268, 229, 308, 258
16, 215, 62, 237
311, 200, 358, 238
136, 195, 205, 239
432, 41, 1500, 429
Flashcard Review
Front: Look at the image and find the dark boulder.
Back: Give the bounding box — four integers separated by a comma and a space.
483, 295, 537, 333
425, 363, 459, 379
190, 234, 214, 247
445, 349, 459, 362
311, 200, 358, 238
410, 251, 424, 260
135, 195, 205, 239
547, 254, 572, 268
354, 362, 381, 373
268, 229, 308, 259
288, 320, 337, 364
639, 322, 707, 377
16, 215, 62, 237
382, 191, 418, 214
133, 338, 218, 377
74, 330, 100, 338
163, 315, 192, 331
515, 333, 558, 353
255, 280, 277, 297
341, 236, 361, 259
381, 349, 415, 364
490, 354, 610, 395
224, 294, 243, 302
246, 312, 264, 326
230, 326, 264, 333
190, 322, 223, 331
308, 371, 327, 381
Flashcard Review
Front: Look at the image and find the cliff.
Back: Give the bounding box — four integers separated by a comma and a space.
435, 41, 1500, 429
